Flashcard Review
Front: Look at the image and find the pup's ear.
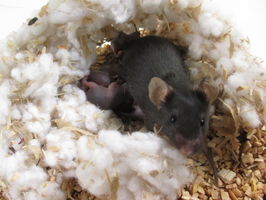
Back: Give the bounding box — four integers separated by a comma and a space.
148, 77, 173, 109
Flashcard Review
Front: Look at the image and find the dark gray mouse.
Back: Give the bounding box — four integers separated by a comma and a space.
119, 35, 210, 156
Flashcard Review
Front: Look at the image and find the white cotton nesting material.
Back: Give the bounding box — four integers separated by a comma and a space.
0, 0, 265, 199
76, 130, 191, 199
0, 80, 12, 125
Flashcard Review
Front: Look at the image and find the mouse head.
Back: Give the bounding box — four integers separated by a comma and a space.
148, 77, 209, 155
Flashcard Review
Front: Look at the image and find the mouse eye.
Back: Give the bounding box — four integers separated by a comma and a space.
170, 115, 176, 123
200, 119, 205, 127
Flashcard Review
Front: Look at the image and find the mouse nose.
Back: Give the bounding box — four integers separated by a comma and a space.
174, 134, 202, 156
180, 139, 201, 156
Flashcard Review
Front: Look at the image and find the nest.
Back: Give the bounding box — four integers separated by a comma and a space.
0, 0, 265, 200
78, 42, 266, 200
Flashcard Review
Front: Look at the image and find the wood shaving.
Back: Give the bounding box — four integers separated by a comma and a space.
61, 179, 99, 200
221, 190, 230, 200
218, 169, 236, 183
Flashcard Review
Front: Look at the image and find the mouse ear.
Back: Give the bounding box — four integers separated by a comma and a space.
111, 31, 140, 56
194, 90, 208, 105
148, 77, 173, 109
197, 79, 222, 104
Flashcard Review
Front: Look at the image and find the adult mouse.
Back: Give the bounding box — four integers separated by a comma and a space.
119, 35, 209, 156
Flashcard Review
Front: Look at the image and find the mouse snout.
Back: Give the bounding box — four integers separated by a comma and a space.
174, 134, 202, 156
